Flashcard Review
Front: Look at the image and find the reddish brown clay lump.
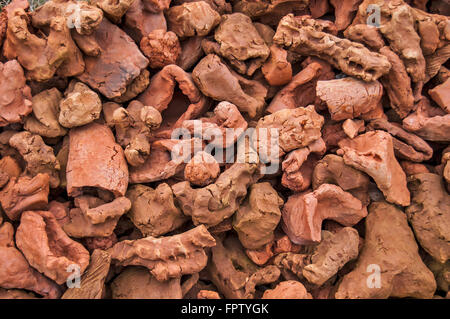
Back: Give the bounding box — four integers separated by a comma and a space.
0, 0, 448, 301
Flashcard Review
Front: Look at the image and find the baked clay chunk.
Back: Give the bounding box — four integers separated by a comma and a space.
0, 60, 32, 127
233, 182, 284, 250
0, 173, 49, 221
406, 174, 450, 264
337, 131, 410, 206
429, 78, 450, 113
58, 81, 102, 128
282, 184, 368, 245
273, 14, 391, 82
9, 131, 60, 188
335, 201, 437, 299
255, 105, 324, 159
192, 54, 267, 119
62, 250, 111, 299
379, 46, 415, 118
262, 281, 312, 299
138, 64, 210, 138
16, 211, 90, 285
343, 24, 385, 51
342, 119, 365, 139
24, 88, 67, 138
400, 161, 429, 176
173, 158, 261, 227
209, 13, 270, 76
167, 1, 221, 38
0, 10, 6, 46
184, 151, 220, 186
312, 154, 370, 205
126, 183, 188, 237
262, 45, 292, 86
109, 68, 149, 103
303, 227, 360, 286
66, 123, 129, 198
77, 18, 149, 100
91, 0, 134, 24
140, 30, 181, 69
198, 290, 221, 299
109, 225, 216, 281
110, 267, 184, 299
3, 9, 85, 82
403, 98, 450, 142
0, 222, 61, 299
123, 0, 167, 42
177, 36, 205, 70
266, 58, 334, 114
367, 119, 433, 162
309, 0, 330, 18
281, 138, 326, 192
316, 77, 383, 121
330, 0, 362, 31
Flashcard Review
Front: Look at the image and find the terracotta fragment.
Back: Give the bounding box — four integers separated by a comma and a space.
263, 280, 312, 299
83, 234, 118, 252
406, 174, 450, 264
109, 225, 216, 281
0, 60, 32, 127
342, 119, 365, 139
245, 243, 274, 266
282, 184, 368, 244
233, 182, 283, 249
261, 45, 292, 86
330, 0, 362, 31
429, 78, 450, 113
123, 0, 167, 42
9, 131, 60, 188
16, 211, 90, 285
316, 77, 383, 121
338, 131, 410, 206
167, 1, 221, 38
126, 183, 188, 237
111, 69, 151, 104
140, 30, 181, 69
66, 123, 129, 198
335, 201, 436, 299
198, 290, 221, 299
92, 0, 134, 24
177, 36, 205, 70
273, 14, 391, 82
309, 0, 330, 18
343, 24, 385, 51
192, 54, 267, 119
0, 222, 61, 299
184, 151, 220, 186
400, 161, 430, 176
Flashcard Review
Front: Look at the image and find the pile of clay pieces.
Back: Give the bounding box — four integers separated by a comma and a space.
0, 0, 449, 299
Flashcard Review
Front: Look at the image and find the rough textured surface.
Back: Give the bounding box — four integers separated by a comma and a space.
335, 201, 436, 299
263, 280, 312, 299
429, 78, 450, 113
184, 151, 220, 186
140, 30, 181, 69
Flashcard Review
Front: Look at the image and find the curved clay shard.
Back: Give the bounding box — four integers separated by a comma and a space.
24, 88, 67, 138
184, 151, 220, 186
123, 0, 167, 42
402, 98, 450, 142
303, 227, 360, 286
126, 183, 188, 237
330, 0, 362, 31
406, 173, 450, 264
172, 159, 261, 227
337, 130, 410, 206
167, 1, 221, 38
312, 154, 370, 205
282, 184, 368, 245
0, 173, 49, 221
111, 266, 183, 299
62, 249, 111, 299
181, 101, 248, 149
0, 60, 32, 127
3, 9, 84, 82
16, 211, 90, 285
63, 196, 131, 238
316, 77, 383, 121
0, 222, 61, 299
140, 30, 181, 69
76, 18, 149, 100
255, 105, 324, 159
109, 225, 216, 281
335, 201, 437, 299
367, 118, 433, 162
138, 64, 210, 138
266, 59, 334, 114
209, 13, 270, 76
91, 0, 134, 24
262, 281, 312, 299
58, 81, 102, 128
379, 46, 415, 118
233, 182, 284, 250
9, 131, 60, 188
343, 24, 385, 51
192, 54, 267, 119
273, 14, 391, 82
66, 123, 129, 198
